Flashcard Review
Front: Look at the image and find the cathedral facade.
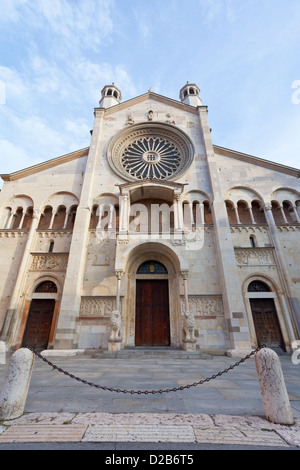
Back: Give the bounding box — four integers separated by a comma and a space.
0, 83, 299, 356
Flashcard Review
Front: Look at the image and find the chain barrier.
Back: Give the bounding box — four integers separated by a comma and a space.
27, 345, 266, 395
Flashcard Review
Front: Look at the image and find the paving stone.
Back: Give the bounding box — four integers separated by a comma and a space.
82, 424, 195, 442
0, 425, 87, 442
72, 412, 214, 426
276, 429, 300, 447
4, 412, 76, 426
193, 426, 289, 447
213, 413, 295, 430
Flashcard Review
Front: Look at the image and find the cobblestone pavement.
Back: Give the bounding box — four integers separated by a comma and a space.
0, 350, 299, 448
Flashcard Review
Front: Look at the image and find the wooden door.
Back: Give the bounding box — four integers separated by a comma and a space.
22, 299, 55, 351
135, 280, 170, 347
250, 299, 284, 350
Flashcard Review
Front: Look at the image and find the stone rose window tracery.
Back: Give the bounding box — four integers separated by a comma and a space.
121, 137, 181, 180
107, 123, 194, 182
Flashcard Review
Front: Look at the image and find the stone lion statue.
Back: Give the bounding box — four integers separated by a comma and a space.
183, 310, 196, 343
109, 310, 122, 342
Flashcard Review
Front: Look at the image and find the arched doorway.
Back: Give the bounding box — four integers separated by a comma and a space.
135, 261, 170, 347
248, 281, 285, 351
22, 281, 57, 351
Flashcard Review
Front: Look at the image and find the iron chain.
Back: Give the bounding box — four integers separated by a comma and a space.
27, 345, 266, 395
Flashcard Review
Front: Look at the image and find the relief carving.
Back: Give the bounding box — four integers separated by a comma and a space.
30, 254, 69, 271
235, 248, 275, 266
80, 297, 122, 317
181, 296, 224, 318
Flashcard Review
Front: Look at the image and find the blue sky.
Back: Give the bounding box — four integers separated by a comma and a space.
0, 0, 300, 188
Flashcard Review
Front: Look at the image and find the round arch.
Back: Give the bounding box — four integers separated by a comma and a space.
122, 242, 184, 347
19, 275, 62, 351
242, 274, 290, 351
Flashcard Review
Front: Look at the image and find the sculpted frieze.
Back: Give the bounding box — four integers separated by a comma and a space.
80, 296, 122, 317
181, 296, 224, 318
235, 248, 275, 266
30, 253, 69, 271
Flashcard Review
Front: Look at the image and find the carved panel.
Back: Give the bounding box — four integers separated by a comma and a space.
181, 295, 224, 318
30, 253, 69, 271
235, 248, 275, 266
80, 296, 123, 318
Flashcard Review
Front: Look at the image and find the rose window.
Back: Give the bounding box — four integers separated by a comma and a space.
107, 124, 194, 182
121, 137, 181, 180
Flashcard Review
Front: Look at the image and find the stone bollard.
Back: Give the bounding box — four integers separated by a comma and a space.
255, 347, 294, 425
0, 348, 34, 420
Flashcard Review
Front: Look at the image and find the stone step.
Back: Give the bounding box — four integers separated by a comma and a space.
90, 347, 213, 360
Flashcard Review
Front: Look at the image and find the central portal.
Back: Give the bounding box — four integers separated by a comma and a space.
135, 279, 170, 346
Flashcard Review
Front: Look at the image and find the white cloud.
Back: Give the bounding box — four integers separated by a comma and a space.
71, 59, 137, 100
26, 0, 114, 53
0, 66, 29, 104
201, 0, 240, 25
0, 0, 29, 23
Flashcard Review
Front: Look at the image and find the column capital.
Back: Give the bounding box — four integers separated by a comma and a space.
32, 209, 41, 219
115, 270, 124, 280
264, 202, 273, 211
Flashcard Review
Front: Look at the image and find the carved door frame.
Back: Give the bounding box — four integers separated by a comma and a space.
123, 244, 182, 348
243, 275, 291, 351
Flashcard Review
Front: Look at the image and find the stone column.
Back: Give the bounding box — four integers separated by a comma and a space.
176, 195, 183, 230
264, 203, 300, 337
17, 209, 26, 230
96, 205, 104, 229
292, 205, 300, 223
108, 204, 114, 230
173, 196, 179, 231
63, 210, 70, 229
5, 210, 15, 229
248, 204, 256, 224
296, 201, 300, 220
234, 204, 241, 224
120, 194, 129, 233
181, 271, 196, 351
199, 202, 205, 225
188, 202, 194, 226
115, 270, 123, 313
279, 204, 288, 224
198, 106, 252, 356
49, 210, 56, 229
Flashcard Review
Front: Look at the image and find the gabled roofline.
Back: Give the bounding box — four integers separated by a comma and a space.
213, 145, 300, 178
97, 90, 206, 116
0, 147, 89, 182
